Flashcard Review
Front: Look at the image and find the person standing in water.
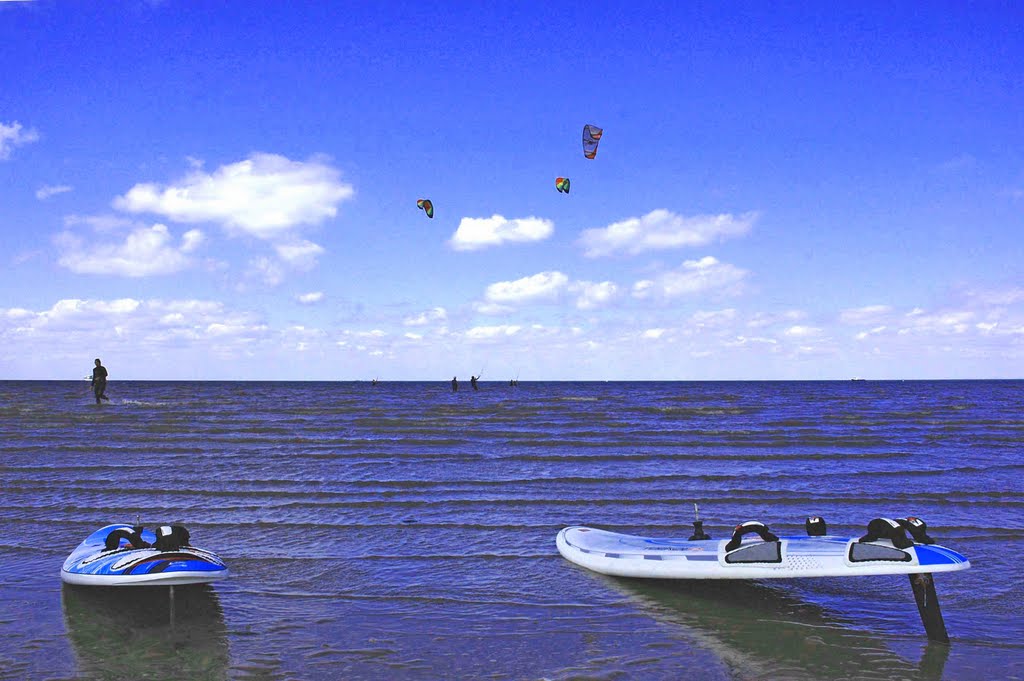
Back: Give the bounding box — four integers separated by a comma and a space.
91, 358, 110, 404
451, 376, 458, 392
470, 375, 479, 391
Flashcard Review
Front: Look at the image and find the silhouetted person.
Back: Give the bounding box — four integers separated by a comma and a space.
470, 375, 479, 391
91, 358, 110, 404
451, 376, 458, 392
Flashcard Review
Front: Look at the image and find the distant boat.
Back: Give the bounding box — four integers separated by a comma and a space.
851, 377, 866, 381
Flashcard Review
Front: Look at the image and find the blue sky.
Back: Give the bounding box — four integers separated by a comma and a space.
1, 1, 1022, 380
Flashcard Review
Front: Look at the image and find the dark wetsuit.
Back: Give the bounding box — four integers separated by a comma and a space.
92, 365, 109, 403
470, 376, 478, 391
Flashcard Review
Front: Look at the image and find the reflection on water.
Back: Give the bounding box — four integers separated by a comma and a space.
61, 584, 229, 680
606, 576, 949, 681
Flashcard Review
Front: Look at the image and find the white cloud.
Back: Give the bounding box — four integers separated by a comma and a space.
691, 309, 737, 327
579, 210, 756, 258
404, 307, 447, 326
4, 308, 33, 319
36, 185, 73, 200
54, 224, 202, 277
570, 281, 618, 310
297, 291, 324, 304
839, 305, 892, 325
274, 239, 324, 269
473, 301, 514, 315
725, 335, 778, 347
855, 326, 888, 340
964, 287, 1024, 307
113, 153, 354, 240
484, 271, 569, 304
449, 215, 553, 251
642, 328, 666, 339
632, 256, 749, 299
898, 310, 974, 335
180, 229, 204, 252
0, 121, 39, 160
246, 257, 285, 287
0, 298, 267, 348
466, 324, 522, 340
784, 325, 822, 337
747, 310, 805, 328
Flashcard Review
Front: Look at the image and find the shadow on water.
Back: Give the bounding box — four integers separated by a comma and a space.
603, 576, 950, 681
61, 584, 229, 681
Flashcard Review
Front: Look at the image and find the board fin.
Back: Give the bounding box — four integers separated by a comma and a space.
910, 573, 950, 643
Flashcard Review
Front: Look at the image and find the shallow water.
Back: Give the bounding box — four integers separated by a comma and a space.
0, 380, 1021, 680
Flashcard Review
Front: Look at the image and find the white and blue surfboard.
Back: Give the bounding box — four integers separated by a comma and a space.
557, 523, 970, 580
61, 524, 228, 586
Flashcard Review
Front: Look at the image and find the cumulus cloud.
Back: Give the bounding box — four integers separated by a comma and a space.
404, 307, 447, 326
570, 280, 618, 310
473, 301, 514, 316
897, 310, 974, 335
484, 271, 569, 304
725, 335, 778, 347
246, 257, 285, 287
0, 121, 39, 160
113, 153, 354, 240
180, 229, 204, 252
54, 224, 203, 277
274, 239, 324, 269
449, 215, 553, 251
466, 324, 522, 340
691, 309, 737, 327
36, 185, 73, 200
0, 298, 266, 347
855, 326, 888, 340
579, 210, 756, 258
297, 291, 324, 304
632, 256, 749, 299
839, 305, 893, 325
962, 287, 1024, 307
747, 310, 806, 328
784, 325, 823, 337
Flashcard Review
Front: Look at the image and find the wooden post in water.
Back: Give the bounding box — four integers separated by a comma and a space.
909, 573, 949, 643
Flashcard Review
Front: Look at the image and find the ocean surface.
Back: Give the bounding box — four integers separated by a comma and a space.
0, 379, 1021, 680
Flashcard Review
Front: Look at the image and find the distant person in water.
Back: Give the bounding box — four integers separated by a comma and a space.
470, 375, 479, 391
451, 376, 458, 392
91, 358, 110, 404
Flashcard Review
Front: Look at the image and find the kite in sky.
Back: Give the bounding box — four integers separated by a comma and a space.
555, 177, 570, 194
417, 199, 434, 219
583, 124, 603, 159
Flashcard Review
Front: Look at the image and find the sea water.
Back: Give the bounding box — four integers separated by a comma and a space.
0, 380, 1021, 680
